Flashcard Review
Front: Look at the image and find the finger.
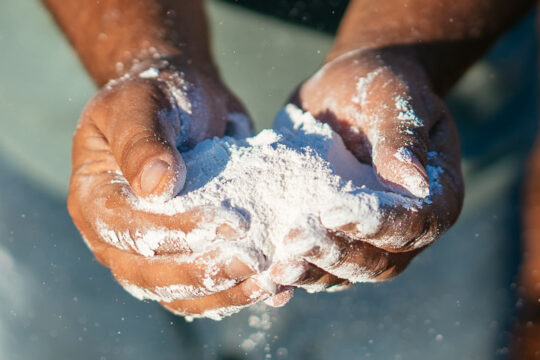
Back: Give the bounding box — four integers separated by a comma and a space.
263, 287, 295, 308
71, 175, 265, 303
160, 278, 273, 320
70, 172, 249, 257
425, 98, 464, 206
326, 107, 464, 251
69, 121, 249, 257
304, 233, 419, 283
270, 225, 360, 288
95, 190, 249, 257
270, 260, 320, 285
280, 228, 419, 284
295, 52, 434, 199
104, 245, 263, 302
86, 80, 186, 199
70, 154, 265, 303
360, 74, 436, 198
382, 110, 463, 251
270, 260, 343, 292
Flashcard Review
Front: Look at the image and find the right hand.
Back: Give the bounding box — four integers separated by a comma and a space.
271, 49, 464, 290
67, 60, 283, 319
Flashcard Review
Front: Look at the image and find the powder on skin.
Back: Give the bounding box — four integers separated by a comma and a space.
111, 105, 444, 320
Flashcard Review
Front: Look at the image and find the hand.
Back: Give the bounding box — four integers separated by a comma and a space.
68, 59, 277, 319
272, 49, 464, 290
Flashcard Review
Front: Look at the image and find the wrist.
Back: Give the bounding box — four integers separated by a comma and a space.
104, 43, 220, 85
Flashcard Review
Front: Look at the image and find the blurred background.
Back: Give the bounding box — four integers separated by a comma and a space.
0, 1, 537, 359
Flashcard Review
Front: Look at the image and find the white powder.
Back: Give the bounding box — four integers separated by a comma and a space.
394, 147, 415, 164
133, 105, 389, 257
182, 304, 249, 322
352, 68, 383, 106
138, 67, 160, 79
108, 104, 444, 319
395, 95, 424, 130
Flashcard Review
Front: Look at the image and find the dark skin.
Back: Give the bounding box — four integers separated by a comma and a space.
44, 0, 536, 326
280, 0, 533, 290
44, 0, 284, 316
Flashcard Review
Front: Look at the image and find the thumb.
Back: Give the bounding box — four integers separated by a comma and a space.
89, 80, 186, 199
364, 93, 433, 198
372, 140, 430, 198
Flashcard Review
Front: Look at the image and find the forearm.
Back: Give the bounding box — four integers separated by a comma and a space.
43, 0, 215, 86
329, 0, 535, 95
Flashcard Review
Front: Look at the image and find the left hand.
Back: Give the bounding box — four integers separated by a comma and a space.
271, 49, 464, 291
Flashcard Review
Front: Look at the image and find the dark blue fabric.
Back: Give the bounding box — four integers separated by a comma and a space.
218, 0, 350, 32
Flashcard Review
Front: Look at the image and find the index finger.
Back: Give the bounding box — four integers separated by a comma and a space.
69, 168, 249, 257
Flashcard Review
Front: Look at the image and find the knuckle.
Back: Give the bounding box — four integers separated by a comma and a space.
120, 130, 164, 163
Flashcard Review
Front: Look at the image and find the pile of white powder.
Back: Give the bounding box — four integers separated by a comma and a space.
136, 104, 387, 258
118, 104, 441, 319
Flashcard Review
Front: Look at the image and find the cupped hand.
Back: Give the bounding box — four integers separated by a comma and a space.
67, 60, 279, 319
273, 49, 464, 290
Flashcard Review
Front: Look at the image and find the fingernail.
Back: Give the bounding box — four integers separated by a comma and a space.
223, 257, 257, 278
401, 157, 430, 198
141, 159, 170, 195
